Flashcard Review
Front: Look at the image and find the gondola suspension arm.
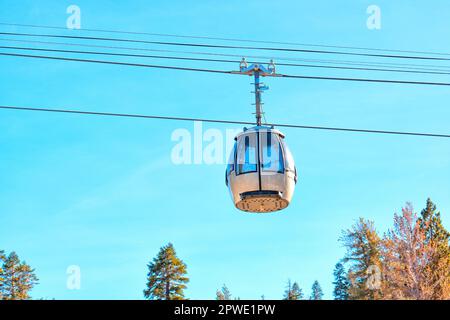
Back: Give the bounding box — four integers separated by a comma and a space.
235, 58, 276, 126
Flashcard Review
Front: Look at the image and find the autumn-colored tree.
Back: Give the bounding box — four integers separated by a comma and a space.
283, 279, 294, 300
418, 198, 450, 299
283, 279, 303, 300
216, 284, 232, 300
215, 290, 224, 300
333, 262, 350, 300
0, 251, 38, 300
143, 243, 189, 300
382, 203, 450, 299
310, 280, 323, 300
340, 218, 384, 300
291, 282, 303, 300
0, 250, 5, 300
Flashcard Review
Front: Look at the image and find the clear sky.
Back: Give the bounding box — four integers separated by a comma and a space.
1, 0, 449, 300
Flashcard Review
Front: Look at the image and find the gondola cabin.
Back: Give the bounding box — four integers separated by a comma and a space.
226, 126, 297, 213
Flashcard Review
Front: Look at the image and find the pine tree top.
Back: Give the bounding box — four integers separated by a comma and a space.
310, 280, 323, 300
0, 250, 38, 300
143, 243, 189, 300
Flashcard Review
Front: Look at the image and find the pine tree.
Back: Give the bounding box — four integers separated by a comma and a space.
419, 198, 450, 246
333, 262, 350, 300
283, 279, 303, 300
418, 198, 450, 299
310, 280, 323, 300
143, 243, 189, 300
222, 284, 231, 300
216, 284, 232, 300
340, 218, 383, 300
283, 279, 293, 300
216, 290, 225, 300
0, 251, 38, 300
339, 200, 450, 300
291, 282, 303, 300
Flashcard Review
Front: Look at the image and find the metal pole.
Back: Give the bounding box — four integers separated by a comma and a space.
254, 69, 262, 126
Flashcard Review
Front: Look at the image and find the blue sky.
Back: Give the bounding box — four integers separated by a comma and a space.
0, 0, 450, 299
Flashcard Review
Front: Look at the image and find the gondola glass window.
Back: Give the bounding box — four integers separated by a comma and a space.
261, 132, 284, 173
283, 142, 295, 172
226, 144, 236, 174
236, 135, 257, 174
225, 144, 236, 186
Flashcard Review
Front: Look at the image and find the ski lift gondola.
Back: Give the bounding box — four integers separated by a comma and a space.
225, 61, 298, 213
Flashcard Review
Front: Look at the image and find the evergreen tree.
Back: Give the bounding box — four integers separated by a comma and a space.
291, 282, 303, 300
419, 198, 450, 299
216, 284, 232, 300
419, 198, 450, 246
283, 279, 303, 300
310, 280, 323, 300
222, 284, 231, 300
215, 290, 225, 300
333, 262, 350, 300
340, 218, 383, 300
0, 251, 38, 300
143, 243, 189, 300
283, 279, 293, 300
418, 199, 450, 299
339, 200, 450, 300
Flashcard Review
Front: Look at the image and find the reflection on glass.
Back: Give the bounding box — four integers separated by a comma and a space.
261, 132, 284, 173
237, 135, 257, 174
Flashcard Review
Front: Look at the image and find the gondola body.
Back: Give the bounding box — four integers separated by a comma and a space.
225, 126, 297, 213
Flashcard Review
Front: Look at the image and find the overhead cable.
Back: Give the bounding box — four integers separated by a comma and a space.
2, 51, 450, 86
1, 105, 449, 138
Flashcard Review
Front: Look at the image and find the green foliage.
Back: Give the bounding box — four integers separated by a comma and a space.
216, 284, 232, 300
291, 282, 303, 300
143, 243, 189, 300
381, 201, 450, 299
418, 199, 450, 299
283, 279, 303, 300
339, 199, 450, 300
310, 280, 323, 300
0, 250, 38, 300
333, 262, 350, 300
419, 198, 450, 248
340, 218, 383, 300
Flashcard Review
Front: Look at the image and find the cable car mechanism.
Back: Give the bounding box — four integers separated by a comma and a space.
225, 59, 298, 213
